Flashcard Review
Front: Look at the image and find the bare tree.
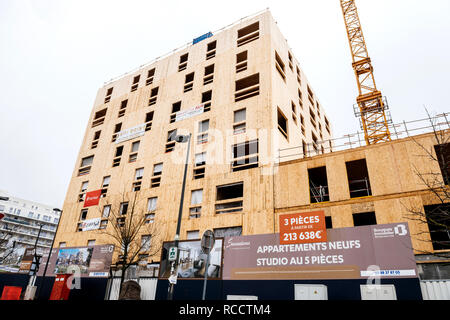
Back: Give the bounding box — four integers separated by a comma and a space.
403, 110, 450, 256
98, 190, 162, 293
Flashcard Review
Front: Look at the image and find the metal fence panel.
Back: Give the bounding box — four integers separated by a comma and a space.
420, 280, 450, 300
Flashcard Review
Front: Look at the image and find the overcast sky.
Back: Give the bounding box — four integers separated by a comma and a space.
0, 0, 449, 208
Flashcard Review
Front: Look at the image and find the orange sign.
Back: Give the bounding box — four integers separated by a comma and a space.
83, 189, 102, 207
279, 211, 327, 244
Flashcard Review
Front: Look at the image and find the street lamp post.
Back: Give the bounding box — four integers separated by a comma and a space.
24, 223, 43, 299
35, 208, 62, 300
167, 133, 191, 300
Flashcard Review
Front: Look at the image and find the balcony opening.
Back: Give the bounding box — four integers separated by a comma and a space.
151, 163, 162, 188
236, 51, 248, 73
202, 90, 212, 112
277, 108, 288, 140
233, 108, 246, 134
113, 146, 123, 167
146, 68, 155, 86
166, 129, 177, 152
217, 183, 243, 199
353, 212, 377, 227
92, 108, 107, 128
78, 155, 93, 176
145, 111, 154, 131
325, 216, 333, 229
104, 87, 113, 103
91, 130, 101, 149
424, 204, 450, 250
184, 72, 194, 92
296, 66, 302, 85
308, 166, 329, 203
131, 75, 140, 92
170, 101, 181, 123
179, 53, 188, 71
235, 73, 259, 102
346, 159, 372, 198
215, 182, 243, 214
231, 140, 258, 172
434, 143, 450, 185
206, 40, 216, 60
275, 51, 286, 80
194, 152, 206, 179
149, 87, 159, 106
118, 99, 127, 118
237, 21, 259, 47
203, 64, 214, 85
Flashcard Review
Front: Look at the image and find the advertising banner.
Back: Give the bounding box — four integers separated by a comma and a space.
18, 248, 35, 272
223, 223, 417, 280
175, 104, 204, 122
159, 239, 223, 279
36, 244, 114, 277
115, 123, 146, 144
279, 211, 327, 244
0, 247, 26, 273
83, 190, 102, 208
80, 218, 101, 232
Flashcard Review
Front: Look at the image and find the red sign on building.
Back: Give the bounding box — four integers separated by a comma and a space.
83, 189, 102, 208
279, 211, 327, 245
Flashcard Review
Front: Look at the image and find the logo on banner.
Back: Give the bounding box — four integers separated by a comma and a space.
83, 190, 102, 207
394, 224, 407, 236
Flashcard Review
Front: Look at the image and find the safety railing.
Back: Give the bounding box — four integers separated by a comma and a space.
278, 112, 450, 162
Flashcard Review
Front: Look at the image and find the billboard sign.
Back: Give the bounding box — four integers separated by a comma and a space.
80, 218, 101, 232
279, 211, 327, 244
223, 223, 417, 280
35, 244, 114, 278
115, 123, 146, 144
83, 190, 102, 208
175, 104, 204, 122
18, 248, 38, 273
160, 239, 223, 279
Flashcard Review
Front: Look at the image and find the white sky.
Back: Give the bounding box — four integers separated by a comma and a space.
0, 0, 449, 208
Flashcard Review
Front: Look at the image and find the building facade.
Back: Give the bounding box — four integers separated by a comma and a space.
52, 8, 449, 300
0, 190, 60, 272
54, 10, 332, 253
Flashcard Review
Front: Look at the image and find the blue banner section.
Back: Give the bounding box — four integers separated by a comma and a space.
193, 32, 213, 44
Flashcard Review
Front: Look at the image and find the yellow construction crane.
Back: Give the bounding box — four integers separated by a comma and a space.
340, 0, 392, 145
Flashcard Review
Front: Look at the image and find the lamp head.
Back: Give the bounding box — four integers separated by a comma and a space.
175, 135, 189, 143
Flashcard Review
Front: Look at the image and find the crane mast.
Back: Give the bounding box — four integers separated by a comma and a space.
340, 0, 391, 145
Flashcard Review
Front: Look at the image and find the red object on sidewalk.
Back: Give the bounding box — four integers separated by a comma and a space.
1, 286, 22, 300
49, 274, 72, 300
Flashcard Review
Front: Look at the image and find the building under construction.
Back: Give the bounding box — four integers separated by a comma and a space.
23, 9, 450, 300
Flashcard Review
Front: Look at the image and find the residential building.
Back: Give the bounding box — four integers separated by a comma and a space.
0, 190, 60, 272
